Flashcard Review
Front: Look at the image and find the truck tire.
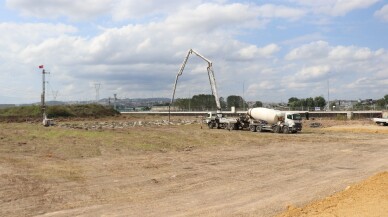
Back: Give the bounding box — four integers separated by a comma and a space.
250, 125, 257, 132
208, 122, 214, 129
274, 126, 281, 133
282, 126, 289, 134
256, 125, 263, 132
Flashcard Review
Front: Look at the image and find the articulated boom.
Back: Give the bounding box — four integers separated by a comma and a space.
170, 49, 221, 114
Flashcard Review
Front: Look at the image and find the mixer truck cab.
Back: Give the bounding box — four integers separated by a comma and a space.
284, 112, 302, 133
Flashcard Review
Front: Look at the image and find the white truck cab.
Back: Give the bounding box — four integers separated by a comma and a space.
284, 112, 302, 132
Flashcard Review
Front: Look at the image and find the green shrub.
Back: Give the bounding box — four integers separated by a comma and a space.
0, 104, 119, 119
0, 105, 41, 117
47, 106, 73, 118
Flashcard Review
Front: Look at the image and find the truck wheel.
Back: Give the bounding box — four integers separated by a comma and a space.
208, 122, 214, 129
256, 125, 263, 132
250, 125, 257, 132
274, 126, 281, 133
282, 126, 289, 134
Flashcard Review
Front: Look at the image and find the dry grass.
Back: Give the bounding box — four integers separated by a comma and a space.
1, 118, 387, 217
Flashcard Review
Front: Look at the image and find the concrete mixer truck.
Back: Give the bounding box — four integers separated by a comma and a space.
244, 107, 302, 133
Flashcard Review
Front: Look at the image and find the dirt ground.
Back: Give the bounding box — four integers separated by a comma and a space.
276, 171, 388, 217
0, 117, 387, 217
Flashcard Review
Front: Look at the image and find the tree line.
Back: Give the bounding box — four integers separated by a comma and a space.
173, 94, 327, 111
173, 94, 255, 111
287, 96, 327, 110
376, 94, 388, 108
172, 94, 387, 111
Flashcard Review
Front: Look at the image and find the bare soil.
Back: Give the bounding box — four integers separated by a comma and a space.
0, 118, 387, 217
276, 171, 388, 217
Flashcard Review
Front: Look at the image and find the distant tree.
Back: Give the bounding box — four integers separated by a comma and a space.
175, 94, 228, 111
253, 101, 263, 107
314, 96, 326, 108
155, 102, 170, 106
305, 97, 315, 108
288, 97, 301, 109
288, 97, 299, 104
288, 96, 326, 110
191, 94, 217, 110
227, 95, 246, 109
376, 98, 386, 108
174, 98, 190, 110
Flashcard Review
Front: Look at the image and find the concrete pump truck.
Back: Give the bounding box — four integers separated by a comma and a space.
169, 49, 239, 130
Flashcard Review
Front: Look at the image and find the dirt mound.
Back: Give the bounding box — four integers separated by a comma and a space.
276, 171, 388, 217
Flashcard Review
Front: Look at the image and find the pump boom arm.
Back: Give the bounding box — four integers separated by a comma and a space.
170, 49, 221, 113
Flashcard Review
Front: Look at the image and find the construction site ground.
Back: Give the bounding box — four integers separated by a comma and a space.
0, 116, 387, 217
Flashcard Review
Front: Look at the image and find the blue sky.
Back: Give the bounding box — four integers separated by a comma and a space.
0, 0, 387, 104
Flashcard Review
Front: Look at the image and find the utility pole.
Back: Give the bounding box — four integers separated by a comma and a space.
94, 83, 101, 102
40, 65, 53, 126
41, 68, 49, 119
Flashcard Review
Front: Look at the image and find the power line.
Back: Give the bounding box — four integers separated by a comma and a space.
47, 81, 59, 101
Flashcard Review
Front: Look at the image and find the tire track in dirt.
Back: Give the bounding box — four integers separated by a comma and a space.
34, 133, 388, 217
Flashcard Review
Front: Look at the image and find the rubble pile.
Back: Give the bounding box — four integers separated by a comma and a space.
57, 119, 201, 130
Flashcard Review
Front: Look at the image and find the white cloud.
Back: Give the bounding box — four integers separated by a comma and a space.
290, 0, 380, 16
374, 4, 388, 22
285, 41, 330, 60
0, 22, 76, 50
1, 1, 387, 103
256, 4, 306, 20
166, 3, 305, 34
246, 81, 277, 96
111, 0, 202, 21
347, 77, 388, 89
296, 65, 330, 82
3, 15, 282, 102
165, 3, 262, 33
6, 0, 306, 23
6, 0, 112, 20
238, 44, 280, 60
328, 46, 378, 61
286, 41, 381, 62
281, 33, 325, 46
282, 41, 388, 99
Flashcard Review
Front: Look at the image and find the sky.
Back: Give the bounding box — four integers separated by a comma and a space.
0, 0, 387, 104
